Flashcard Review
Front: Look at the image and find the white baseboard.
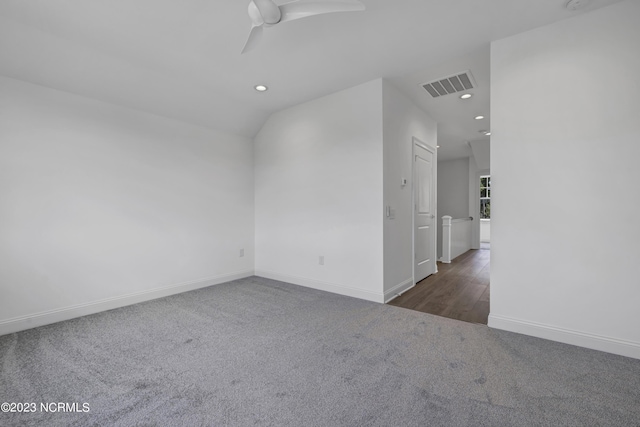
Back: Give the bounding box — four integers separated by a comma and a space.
488, 314, 640, 360
384, 278, 414, 303
0, 269, 254, 336
255, 270, 385, 303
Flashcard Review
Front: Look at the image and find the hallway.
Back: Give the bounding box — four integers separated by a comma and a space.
389, 247, 490, 324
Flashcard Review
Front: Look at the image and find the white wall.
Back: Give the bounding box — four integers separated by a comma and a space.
450, 219, 473, 261
0, 76, 255, 334
489, 0, 640, 358
438, 158, 470, 220
437, 158, 469, 257
382, 81, 438, 298
254, 80, 385, 302
479, 220, 490, 243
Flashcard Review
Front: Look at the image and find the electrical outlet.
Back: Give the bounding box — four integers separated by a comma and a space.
319, 256, 324, 266
240, 249, 244, 257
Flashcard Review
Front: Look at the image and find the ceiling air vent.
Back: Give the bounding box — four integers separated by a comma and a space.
421, 71, 476, 98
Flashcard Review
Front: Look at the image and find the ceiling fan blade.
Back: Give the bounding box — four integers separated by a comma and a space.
279, 0, 365, 24
241, 25, 264, 54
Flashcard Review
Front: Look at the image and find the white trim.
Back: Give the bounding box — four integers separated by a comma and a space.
488, 314, 640, 360
0, 270, 254, 336
451, 217, 472, 223
384, 278, 415, 303
255, 270, 385, 303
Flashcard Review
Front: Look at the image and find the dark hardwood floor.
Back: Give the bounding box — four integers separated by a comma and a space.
388, 246, 490, 324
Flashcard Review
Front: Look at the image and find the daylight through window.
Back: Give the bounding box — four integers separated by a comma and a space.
480, 175, 490, 219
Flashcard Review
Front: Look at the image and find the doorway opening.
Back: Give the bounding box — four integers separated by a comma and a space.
480, 175, 491, 250
389, 165, 490, 325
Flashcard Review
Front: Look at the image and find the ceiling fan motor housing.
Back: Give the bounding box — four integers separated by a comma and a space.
565, 0, 590, 11
253, 0, 282, 24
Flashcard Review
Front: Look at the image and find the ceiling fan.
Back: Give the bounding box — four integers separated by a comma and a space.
241, 0, 366, 54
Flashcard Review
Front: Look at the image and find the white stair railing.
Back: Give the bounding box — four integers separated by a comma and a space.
440, 216, 473, 263
441, 216, 453, 264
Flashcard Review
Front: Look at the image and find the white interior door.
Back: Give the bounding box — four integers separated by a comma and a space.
414, 141, 436, 283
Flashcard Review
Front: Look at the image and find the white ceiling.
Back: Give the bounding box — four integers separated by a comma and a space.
0, 0, 623, 159
389, 46, 491, 161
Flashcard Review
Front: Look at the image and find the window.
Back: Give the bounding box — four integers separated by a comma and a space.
480, 175, 490, 219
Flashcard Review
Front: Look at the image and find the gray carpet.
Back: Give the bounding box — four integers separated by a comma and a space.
1, 276, 639, 426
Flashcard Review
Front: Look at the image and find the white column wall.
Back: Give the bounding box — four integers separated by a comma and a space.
254, 80, 385, 302
382, 81, 437, 299
489, 0, 640, 358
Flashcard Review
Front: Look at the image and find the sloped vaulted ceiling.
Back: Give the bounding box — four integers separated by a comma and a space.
0, 0, 624, 145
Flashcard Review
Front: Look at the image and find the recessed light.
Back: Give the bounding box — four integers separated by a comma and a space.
460, 93, 472, 99
437, 145, 441, 148
475, 115, 485, 120
485, 132, 491, 136
254, 84, 268, 92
